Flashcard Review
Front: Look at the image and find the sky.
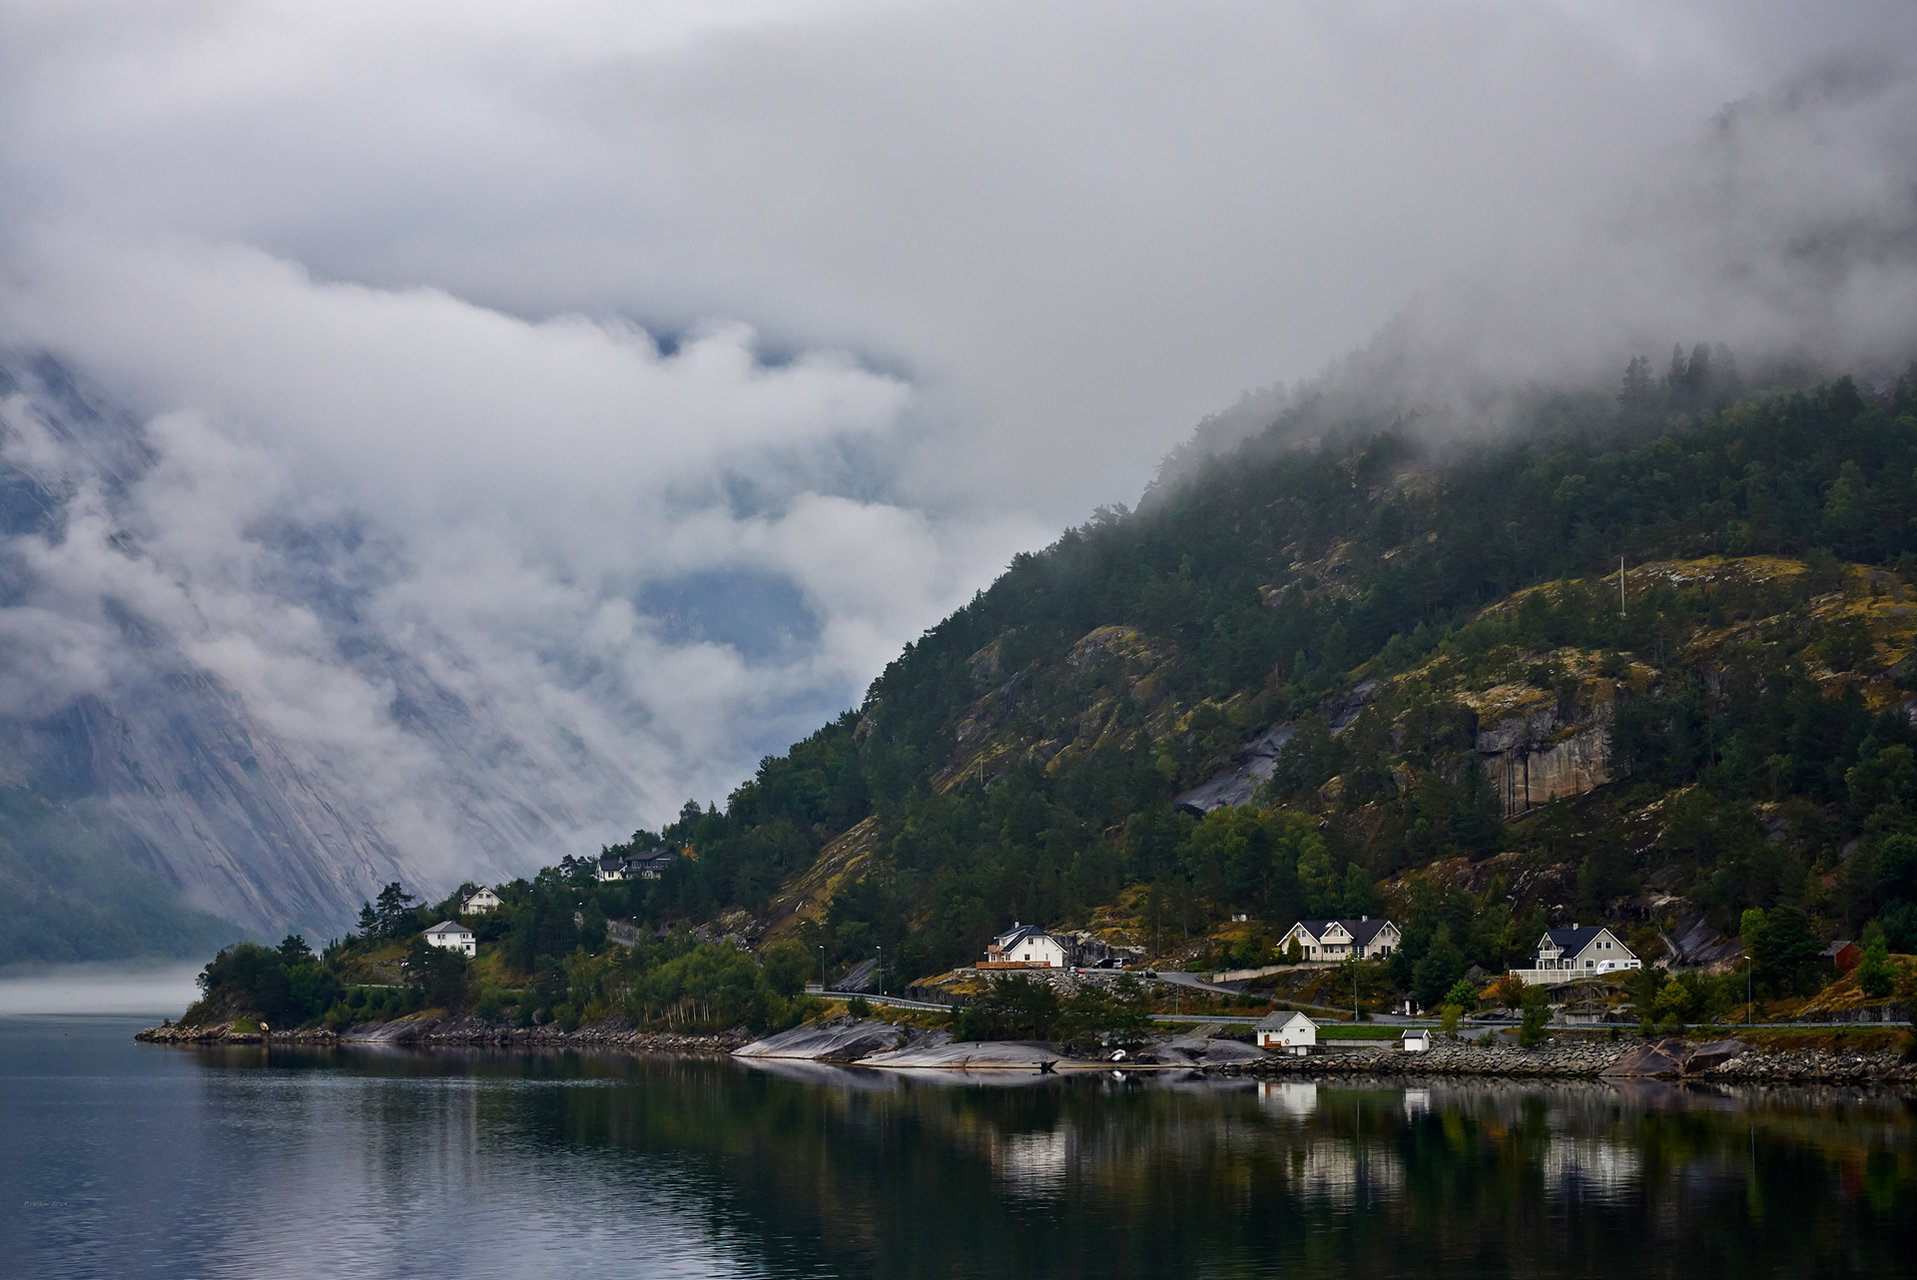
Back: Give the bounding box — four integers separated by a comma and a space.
0, 1, 1913, 888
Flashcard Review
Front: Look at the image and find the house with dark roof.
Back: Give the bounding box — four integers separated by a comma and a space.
1281, 917, 1401, 962
1510, 924, 1640, 985
459, 887, 502, 914
982, 922, 1071, 968
599, 848, 680, 882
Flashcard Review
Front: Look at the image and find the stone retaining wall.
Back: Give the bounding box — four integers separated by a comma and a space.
1206, 1036, 1917, 1084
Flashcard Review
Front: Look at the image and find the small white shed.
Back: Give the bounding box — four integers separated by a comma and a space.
1401, 1028, 1433, 1053
1255, 1010, 1318, 1055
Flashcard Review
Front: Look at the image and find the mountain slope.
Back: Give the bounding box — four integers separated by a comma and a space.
617, 358, 1917, 995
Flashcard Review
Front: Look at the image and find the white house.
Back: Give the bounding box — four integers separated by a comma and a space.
1401, 1028, 1434, 1052
460, 887, 502, 914
596, 853, 633, 882
424, 920, 476, 957
1509, 925, 1641, 985
1255, 1010, 1319, 1055
1282, 917, 1401, 962
983, 923, 1071, 968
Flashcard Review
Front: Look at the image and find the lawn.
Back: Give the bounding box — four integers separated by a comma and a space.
1318, 1023, 1425, 1040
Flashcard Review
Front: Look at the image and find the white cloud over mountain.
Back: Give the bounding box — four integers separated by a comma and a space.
0, 0, 1912, 924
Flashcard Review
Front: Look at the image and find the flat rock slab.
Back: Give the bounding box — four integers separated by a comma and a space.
734, 1018, 906, 1061
1165, 1036, 1269, 1064
860, 1040, 1061, 1069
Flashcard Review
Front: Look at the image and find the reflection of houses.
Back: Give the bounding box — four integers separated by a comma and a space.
1283, 917, 1400, 961
1510, 925, 1641, 985
424, 920, 476, 956
1255, 1011, 1318, 1054
1401, 1088, 1431, 1117
1258, 1080, 1319, 1117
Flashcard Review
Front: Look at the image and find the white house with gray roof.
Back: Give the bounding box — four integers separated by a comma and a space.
983, 922, 1070, 968
1282, 917, 1401, 962
1510, 925, 1640, 985
1255, 1010, 1318, 1055
424, 920, 476, 957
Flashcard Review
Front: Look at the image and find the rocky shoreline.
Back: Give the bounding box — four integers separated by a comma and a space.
1204, 1036, 1917, 1084
135, 1015, 747, 1055
136, 1016, 1917, 1085
734, 1018, 1917, 1084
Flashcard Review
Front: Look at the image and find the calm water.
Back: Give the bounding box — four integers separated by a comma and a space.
3, 1016, 1915, 1279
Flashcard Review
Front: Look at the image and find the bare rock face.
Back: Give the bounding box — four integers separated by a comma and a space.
859, 1038, 1060, 1069
734, 1017, 908, 1061
1477, 715, 1608, 817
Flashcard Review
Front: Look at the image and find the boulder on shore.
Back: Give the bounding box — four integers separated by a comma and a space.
1680, 1039, 1751, 1073
1600, 1039, 1686, 1076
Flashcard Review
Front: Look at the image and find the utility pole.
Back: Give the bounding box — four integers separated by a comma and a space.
1620, 555, 1627, 617
818, 945, 826, 990
1747, 957, 1753, 1028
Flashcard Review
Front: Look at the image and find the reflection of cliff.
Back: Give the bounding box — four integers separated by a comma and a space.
1286, 1141, 1404, 1205
1476, 708, 1609, 818
1540, 1136, 1641, 1197
992, 1128, 1074, 1197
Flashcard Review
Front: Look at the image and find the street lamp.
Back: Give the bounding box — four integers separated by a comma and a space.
818, 945, 826, 991
876, 945, 884, 997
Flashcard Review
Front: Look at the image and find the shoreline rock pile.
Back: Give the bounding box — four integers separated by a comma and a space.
135, 1016, 1917, 1084
135, 1015, 746, 1054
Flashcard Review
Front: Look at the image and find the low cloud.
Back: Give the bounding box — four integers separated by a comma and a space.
0, 2, 1912, 920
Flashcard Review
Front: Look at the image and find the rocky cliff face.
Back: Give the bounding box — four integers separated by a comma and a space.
1475, 709, 1610, 818
0, 354, 643, 956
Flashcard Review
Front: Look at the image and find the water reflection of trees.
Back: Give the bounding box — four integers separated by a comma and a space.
285, 1047, 1917, 1279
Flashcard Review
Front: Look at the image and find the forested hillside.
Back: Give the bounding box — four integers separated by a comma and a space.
573, 355, 1917, 1002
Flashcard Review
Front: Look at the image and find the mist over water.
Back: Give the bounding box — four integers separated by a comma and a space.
0, 964, 202, 1017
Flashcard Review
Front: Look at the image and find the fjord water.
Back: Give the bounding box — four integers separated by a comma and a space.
4, 1016, 1915, 1279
